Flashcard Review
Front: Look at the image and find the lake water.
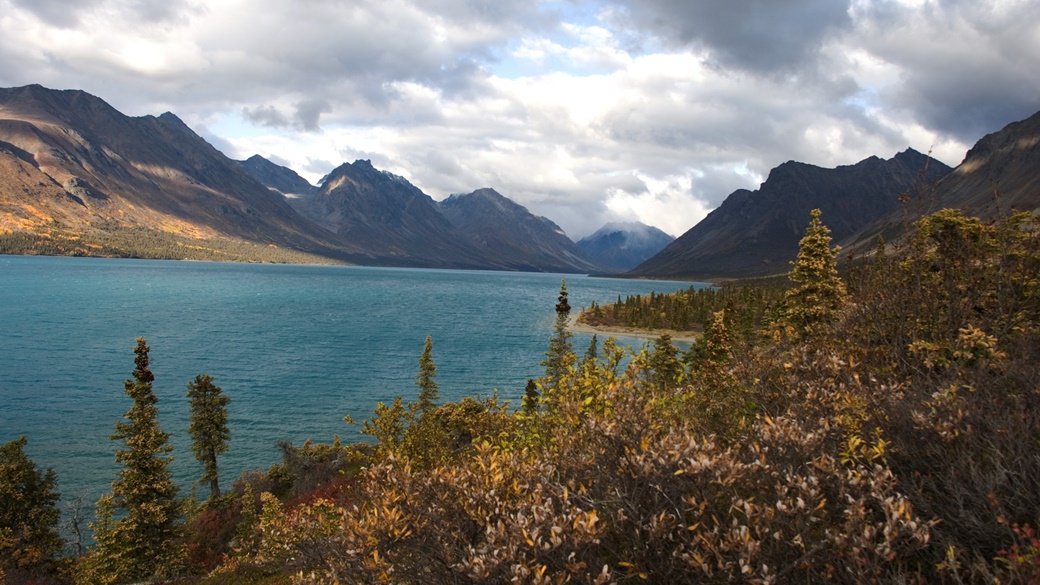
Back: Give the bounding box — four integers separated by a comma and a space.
0, 255, 702, 511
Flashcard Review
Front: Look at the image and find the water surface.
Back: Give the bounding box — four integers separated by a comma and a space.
0, 256, 702, 506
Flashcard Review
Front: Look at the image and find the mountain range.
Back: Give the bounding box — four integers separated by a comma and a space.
630, 110, 1040, 280
0, 84, 604, 272
1, 84, 1037, 279
628, 149, 952, 279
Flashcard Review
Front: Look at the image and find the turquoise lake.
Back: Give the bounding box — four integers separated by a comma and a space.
0, 255, 702, 512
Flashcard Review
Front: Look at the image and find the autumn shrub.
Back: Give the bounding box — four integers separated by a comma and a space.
824, 209, 1040, 581
182, 504, 238, 574
273, 438, 369, 500
211, 208, 1039, 584
225, 340, 932, 584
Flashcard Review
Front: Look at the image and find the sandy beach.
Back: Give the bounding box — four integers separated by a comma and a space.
567, 314, 702, 343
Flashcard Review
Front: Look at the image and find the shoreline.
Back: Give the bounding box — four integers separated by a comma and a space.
567, 314, 702, 343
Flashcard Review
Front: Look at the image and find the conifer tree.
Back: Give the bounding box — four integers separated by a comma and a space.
522, 378, 539, 415
582, 334, 599, 366
648, 334, 683, 391
187, 373, 231, 501
541, 279, 574, 392
415, 335, 439, 417
778, 209, 848, 338
873, 233, 886, 271
0, 436, 63, 579
702, 310, 733, 368
82, 338, 183, 584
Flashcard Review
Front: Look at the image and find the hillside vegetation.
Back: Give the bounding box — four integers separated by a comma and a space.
4, 207, 1039, 584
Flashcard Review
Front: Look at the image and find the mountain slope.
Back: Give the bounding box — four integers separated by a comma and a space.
628, 149, 952, 279
0, 84, 343, 260
899, 110, 1040, 221
238, 154, 317, 196
438, 188, 602, 273
577, 221, 674, 273
287, 160, 495, 268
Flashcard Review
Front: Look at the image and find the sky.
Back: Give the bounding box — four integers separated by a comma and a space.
1, 0, 1038, 239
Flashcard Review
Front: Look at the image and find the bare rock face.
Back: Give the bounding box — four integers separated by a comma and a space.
928, 110, 1040, 218
287, 159, 493, 268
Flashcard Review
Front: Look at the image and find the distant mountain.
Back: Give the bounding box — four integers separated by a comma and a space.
5, 84, 1033, 275
0, 84, 343, 260
0, 84, 599, 271
628, 149, 952, 280
287, 159, 492, 268
576, 221, 674, 273
438, 188, 602, 273
238, 154, 317, 196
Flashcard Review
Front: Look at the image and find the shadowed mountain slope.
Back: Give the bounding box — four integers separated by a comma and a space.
238, 154, 317, 197
438, 188, 602, 273
628, 149, 952, 279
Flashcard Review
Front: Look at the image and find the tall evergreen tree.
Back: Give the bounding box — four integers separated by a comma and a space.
648, 334, 683, 391
583, 334, 599, 365
778, 209, 848, 338
0, 436, 63, 579
522, 378, 540, 415
415, 335, 439, 417
187, 373, 231, 501
541, 279, 574, 392
82, 338, 183, 584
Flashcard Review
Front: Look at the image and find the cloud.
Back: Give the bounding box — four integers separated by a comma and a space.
1, 0, 1036, 240
242, 105, 291, 129
604, 0, 854, 73
9, 0, 94, 28
850, 0, 1040, 143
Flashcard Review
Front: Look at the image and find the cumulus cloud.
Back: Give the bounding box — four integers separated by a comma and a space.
604, 0, 854, 73
1, 0, 1037, 239
849, 0, 1040, 143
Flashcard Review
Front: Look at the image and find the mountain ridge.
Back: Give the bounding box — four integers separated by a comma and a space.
627, 148, 954, 279
2, 84, 1037, 277
438, 187, 602, 273
0, 84, 599, 272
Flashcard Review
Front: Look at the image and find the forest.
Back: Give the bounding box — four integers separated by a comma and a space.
3, 207, 1039, 584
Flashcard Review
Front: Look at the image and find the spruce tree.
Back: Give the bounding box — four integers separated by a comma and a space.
583, 334, 599, 365
648, 334, 683, 391
187, 373, 231, 501
415, 335, 439, 417
522, 378, 539, 415
541, 279, 574, 392
0, 436, 63, 579
83, 338, 183, 584
778, 209, 848, 338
